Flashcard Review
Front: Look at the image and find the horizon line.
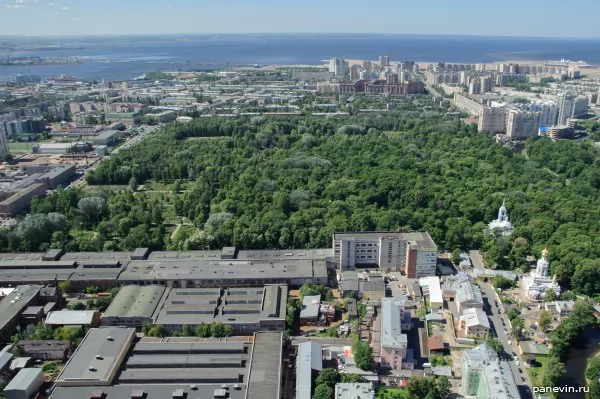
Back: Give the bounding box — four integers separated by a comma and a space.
0, 32, 599, 40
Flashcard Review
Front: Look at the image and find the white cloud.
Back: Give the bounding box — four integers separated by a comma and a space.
48, 2, 54, 4
3, 4, 26, 8
71, 17, 80, 21
60, 5, 67, 9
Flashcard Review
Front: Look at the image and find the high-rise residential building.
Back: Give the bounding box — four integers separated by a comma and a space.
475, 64, 486, 71
362, 60, 372, 70
398, 61, 415, 73
557, 93, 589, 124
478, 106, 507, 134
461, 344, 520, 398
506, 109, 541, 140
328, 58, 349, 77
387, 73, 399, 84
480, 76, 493, 93
350, 65, 360, 81
379, 56, 390, 66
460, 71, 469, 85
0, 128, 8, 158
469, 82, 481, 95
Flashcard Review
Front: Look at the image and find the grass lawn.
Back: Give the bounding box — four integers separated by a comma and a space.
9, 142, 34, 152
376, 387, 407, 399
527, 356, 549, 388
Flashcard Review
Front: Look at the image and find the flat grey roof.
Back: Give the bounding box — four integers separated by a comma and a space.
118, 368, 246, 383
45, 310, 97, 325
133, 341, 247, 354
125, 353, 246, 368
118, 259, 318, 282
55, 327, 135, 386
148, 250, 222, 261
381, 298, 408, 349
296, 341, 323, 399
0, 285, 42, 333
247, 332, 283, 399
300, 295, 321, 319
4, 367, 42, 391
153, 285, 287, 326
0, 253, 43, 262
0, 183, 45, 206
60, 252, 131, 262
102, 285, 165, 319
51, 384, 248, 399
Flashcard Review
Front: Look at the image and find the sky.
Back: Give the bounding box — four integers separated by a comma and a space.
0, 0, 599, 38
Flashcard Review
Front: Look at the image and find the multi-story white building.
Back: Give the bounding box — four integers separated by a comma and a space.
332, 232, 437, 277
329, 59, 349, 77
558, 93, 589, 124
379, 56, 390, 66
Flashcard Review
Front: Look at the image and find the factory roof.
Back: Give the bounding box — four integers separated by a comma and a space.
296, 341, 323, 399
0, 183, 45, 206
380, 298, 408, 349
4, 368, 43, 392
118, 258, 320, 282
0, 285, 42, 333
51, 384, 249, 399
45, 310, 98, 325
55, 327, 136, 386
94, 129, 121, 139
153, 285, 287, 326
0, 351, 14, 372
102, 285, 165, 319
247, 332, 283, 399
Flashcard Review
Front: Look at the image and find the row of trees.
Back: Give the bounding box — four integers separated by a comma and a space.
142, 322, 234, 338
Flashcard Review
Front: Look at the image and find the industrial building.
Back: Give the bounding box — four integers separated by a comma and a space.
152, 285, 288, 333
4, 368, 44, 399
461, 343, 519, 398
51, 329, 283, 399
92, 129, 122, 146
0, 248, 332, 289
332, 231, 437, 277
45, 310, 100, 326
0, 285, 43, 343
100, 285, 166, 328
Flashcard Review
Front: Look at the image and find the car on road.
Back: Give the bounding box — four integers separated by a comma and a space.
515, 361, 520, 366
504, 330, 508, 335
507, 340, 512, 345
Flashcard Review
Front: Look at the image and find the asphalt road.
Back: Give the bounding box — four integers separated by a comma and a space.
480, 281, 534, 398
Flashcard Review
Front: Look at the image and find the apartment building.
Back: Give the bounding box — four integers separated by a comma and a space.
557, 93, 589, 124
332, 232, 437, 277
506, 109, 541, 139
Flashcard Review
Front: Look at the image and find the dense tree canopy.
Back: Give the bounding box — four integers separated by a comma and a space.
2, 109, 600, 294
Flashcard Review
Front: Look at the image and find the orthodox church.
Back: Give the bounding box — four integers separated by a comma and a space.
488, 200, 514, 236
522, 247, 561, 301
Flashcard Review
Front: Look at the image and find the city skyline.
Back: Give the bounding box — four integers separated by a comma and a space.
0, 0, 600, 38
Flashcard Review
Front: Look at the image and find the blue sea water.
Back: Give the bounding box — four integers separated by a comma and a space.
1, 34, 599, 81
